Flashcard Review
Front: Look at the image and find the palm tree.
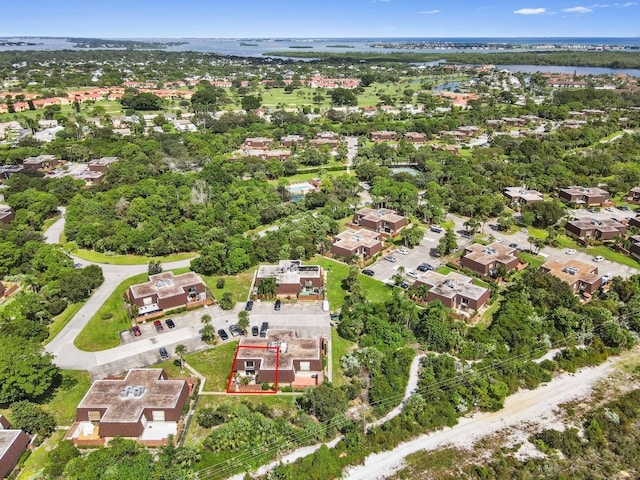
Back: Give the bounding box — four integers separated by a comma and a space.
201, 314, 212, 326
257, 277, 278, 299
175, 445, 202, 469
175, 344, 187, 372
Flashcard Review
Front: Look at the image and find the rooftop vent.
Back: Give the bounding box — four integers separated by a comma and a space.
132, 386, 145, 398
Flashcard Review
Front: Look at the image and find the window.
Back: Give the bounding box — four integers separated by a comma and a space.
152, 411, 165, 422
299, 362, 310, 371
461, 298, 469, 307
143, 297, 153, 305
245, 361, 254, 369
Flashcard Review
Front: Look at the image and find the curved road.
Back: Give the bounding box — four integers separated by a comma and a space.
43, 209, 194, 377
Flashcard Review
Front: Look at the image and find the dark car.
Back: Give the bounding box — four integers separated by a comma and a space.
159, 347, 169, 360
274, 299, 281, 311
245, 300, 254, 311
229, 324, 242, 337
165, 319, 175, 329
509, 243, 518, 249
218, 329, 229, 341
417, 262, 434, 272
330, 313, 341, 322
260, 322, 269, 338
251, 326, 259, 336
362, 269, 375, 276
154, 320, 164, 333
400, 282, 410, 289
132, 325, 142, 337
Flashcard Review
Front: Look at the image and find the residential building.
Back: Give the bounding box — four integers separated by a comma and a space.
126, 271, 206, 315
565, 218, 627, 241
255, 260, 323, 299
404, 132, 427, 144
628, 215, 640, 229
0, 415, 30, 480
626, 186, 640, 204
88, 156, 118, 172
241, 149, 291, 161
460, 242, 519, 277
415, 271, 491, 311
558, 186, 610, 206
629, 235, 640, 259
370, 131, 398, 142
0, 165, 24, 182
232, 330, 323, 389
504, 186, 545, 207
309, 132, 340, 149
0, 205, 14, 224
22, 155, 58, 171
331, 228, 383, 260
352, 207, 406, 235
68, 369, 189, 446
280, 134, 305, 146
540, 260, 601, 295
242, 137, 273, 150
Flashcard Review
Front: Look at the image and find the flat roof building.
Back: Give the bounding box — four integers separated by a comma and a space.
415, 271, 491, 311
461, 242, 519, 277
353, 207, 406, 236
504, 186, 545, 206
331, 228, 383, 260
559, 186, 610, 206
540, 260, 601, 295
126, 271, 206, 315
0, 416, 30, 480
565, 218, 627, 241
255, 260, 323, 299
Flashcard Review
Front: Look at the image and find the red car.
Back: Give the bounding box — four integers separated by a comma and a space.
153, 320, 164, 333
132, 325, 142, 337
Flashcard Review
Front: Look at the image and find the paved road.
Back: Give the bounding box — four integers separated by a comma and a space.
345, 136, 358, 175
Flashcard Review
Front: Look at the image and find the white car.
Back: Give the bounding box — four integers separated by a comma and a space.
602, 273, 613, 282
406, 270, 418, 278
566, 249, 576, 255
495, 238, 503, 243
396, 248, 409, 255
593, 255, 604, 262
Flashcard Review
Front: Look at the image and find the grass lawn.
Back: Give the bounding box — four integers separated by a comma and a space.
70, 248, 197, 265
155, 342, 241, 392
45, 302, 83, 344
311, 256, 395, 310
331, 328, 355, 387
74, 267, 190, 351
440, 219, 455, 230
588, 245, 640, 269
435, 265, 456, 275
476, 300, 501, 329
203, 266, 256, 304
18, 430, 66, 480
472, 278, 491, 288
43, 370, 92, 425
517, 251, 546, 270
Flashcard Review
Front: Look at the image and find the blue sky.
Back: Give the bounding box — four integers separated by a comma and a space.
2, 0, 639, 38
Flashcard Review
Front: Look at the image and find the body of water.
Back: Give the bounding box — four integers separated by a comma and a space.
497, 64, 640, 77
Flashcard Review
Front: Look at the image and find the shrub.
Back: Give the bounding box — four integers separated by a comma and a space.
216, 278, 225, 289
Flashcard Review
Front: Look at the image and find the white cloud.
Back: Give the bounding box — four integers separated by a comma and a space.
418, 9, 440, 14
562, 6, 593, 12
617, 2, 637, 6
513, 7, 547, 14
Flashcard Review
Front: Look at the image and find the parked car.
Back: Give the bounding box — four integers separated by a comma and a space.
251, 326, 259, 336
566, 249, 577, 255
618, 205, 630, 211
245, 300, 254, 311
509, 243, 518, 249
362, 269, 375, 276
132, 325, 142, 337
605, 207, 615, 212
154, 320, 164, 333
430, 225, 443, 233
260, 322, 269, 338
602, 273, 613, 282
587, 207, 596, 213
217, 329, 229, 341
229, 324, 242, 337
165, 319, 175, 329
406, 270, 418, 278
383, 255, 397, 262
417, 262, 434, 272
400, 282, 410, 289
396, 248, 409, 255
274, 299, 281, 310
594, 255, 605, 262
330, 313, 341, 322
159, 347, 169, 360
495, 238, 503, 243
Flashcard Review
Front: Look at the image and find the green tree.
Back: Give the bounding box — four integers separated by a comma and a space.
148, 260, 163, 276
329, 88, 358, 106
175, 344, 187, 372
219, 291, 234, 310
241, 95, 262, 111
257, 277, 277, 299
403, 225, 424, 248
237, 310, 250, 334
0, 335, 59, 403
10, 400, 56, 437
44, 440, 80, 478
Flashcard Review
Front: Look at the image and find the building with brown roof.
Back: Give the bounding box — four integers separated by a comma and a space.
242, 137, 273, 150
280, 134, 305, 146
565, 218, 627, 241
629, 235, 640, 259
404, 132, 427, 144
331, 228, 383, 260
232, 330, 323, 389
126, 271, 206, 315
626, 186, 640, 204
559, 186, 610, 206
69, 369, 189, 446
370, 131, 398, 142
504, 186, 545, 207
0, 165, 23, 182
255, 260, 323, 299
88, 156, 118, 172
414, 271, 491, 311
22, 155, 58, 171
352, 207, 406, 236
540, 260, 601, 295
0, 205, 14, 224
0, 416, 30, 480
461, 242, 519, 277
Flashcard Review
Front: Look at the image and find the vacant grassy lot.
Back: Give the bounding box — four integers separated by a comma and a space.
43, 370, 92, 425
587, 245, 640, 268
331, 328, 355, 387
71, 249, 197, 265
312, 256, 395, 309
203, 267, 257, 304
18, 430, 66, 480
517, 251, 546, 270
74, 267, 191, 351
